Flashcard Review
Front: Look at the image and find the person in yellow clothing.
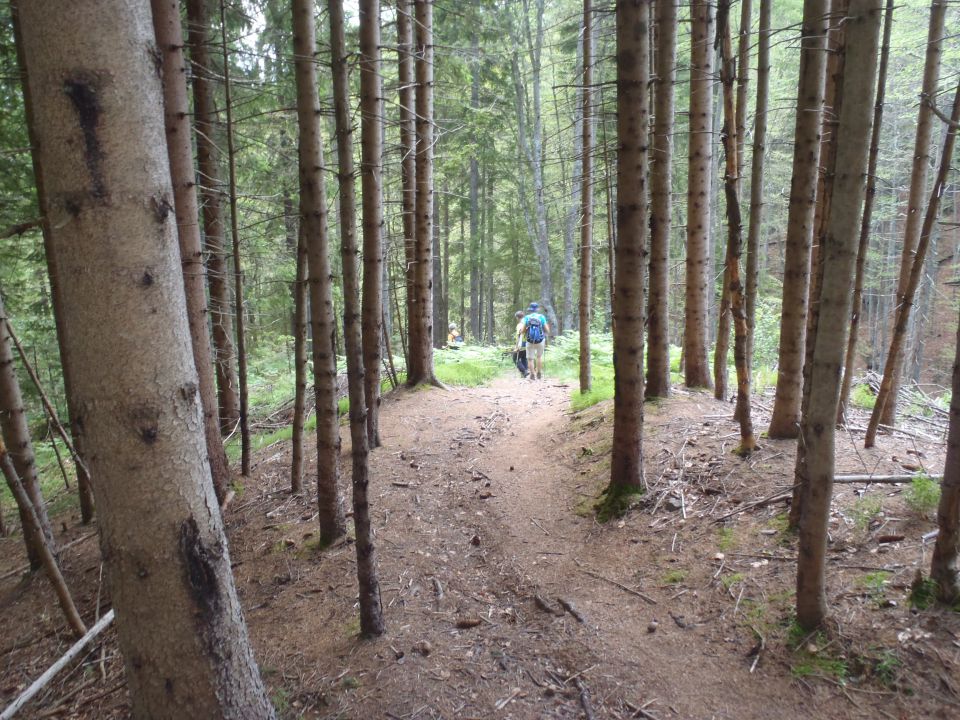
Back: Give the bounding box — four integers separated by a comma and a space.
447, 322, 463, 348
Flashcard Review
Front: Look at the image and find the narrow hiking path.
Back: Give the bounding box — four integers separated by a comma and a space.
2, 371, 958, 719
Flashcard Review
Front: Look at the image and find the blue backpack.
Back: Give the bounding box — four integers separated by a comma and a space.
525, 316, 545, 344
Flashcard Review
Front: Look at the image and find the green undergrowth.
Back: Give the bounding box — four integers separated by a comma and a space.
433, 345, 505, 386
594, 481, 644, 522
904, 473, 940, 517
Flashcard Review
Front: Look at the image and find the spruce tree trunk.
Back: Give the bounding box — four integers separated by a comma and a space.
185, 0, 240, 434
563, 31, 586, 335
433, 190, 445, 348
735, 0, 752, 181
219, 0, 251, 477
0, 295, 55, 568
608, 0, 650, 496
18, 1, 276, 712
329, 0, 385, 637
295, 0, 346, 544
397, 0, 416, 372
745, 0, 771, 370
291, 224, 309, 494
683, 0, 715, 389
469, 29, 481, 341
717, 0, 755, 454
879, 0, 947, 429
407, 0, 439, 385
838, 0, 894, 422
360, 0, 384, 448
645, 0, 677, 399
932, 304, 960, 603
10, 3, 95, 524
866, 83, 960, 447
151, 0, 230, 502
795, 0, 881, 630
578, 0, 593, 393
767, 0, 830, 439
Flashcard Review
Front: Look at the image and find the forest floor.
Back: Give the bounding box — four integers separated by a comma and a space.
2, 369, 960, 719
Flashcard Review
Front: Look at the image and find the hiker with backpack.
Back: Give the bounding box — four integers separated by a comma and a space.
519, 302, 550, 380
512, 310, 529, 378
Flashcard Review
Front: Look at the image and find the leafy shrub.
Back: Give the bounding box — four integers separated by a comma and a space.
905, 474, 940, 517
851, 383, 876, 409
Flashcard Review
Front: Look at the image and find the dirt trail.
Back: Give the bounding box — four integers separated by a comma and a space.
2, 371, 958, 719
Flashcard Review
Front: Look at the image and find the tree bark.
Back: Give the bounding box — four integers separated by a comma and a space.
838, 0, 894, 422
469, 28, 481, 341
185, 0, 240, 434
578, 0, 594, 393
329, 0, 385, 636
397, 0, 416, 372
745, 0, 771, 370
9, 2, 95, 524
18, 0, 277, 711
290, 222, 309, 494
645, 0, 677, 399
296, 0, 346, 544
609, 0, 651, 495
407, 0, 439, 386
795, 0, 881, 631
879, 0, 948, 428
360, 0, 384, 448
932, 303, 960, 603
866, 82, 960, 447
683, 0, 715, 389
717, 0, 756, 454
0, 295, 55, 568
219, 0, 251, 477
735, 0, 752, 182
767, 0, 830, 439
151, 0, 230, 502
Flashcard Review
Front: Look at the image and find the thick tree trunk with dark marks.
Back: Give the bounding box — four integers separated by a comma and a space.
645, 0, 677, 399
186, 0, 240, 434
795, 0, 881, 630
151, 0, 229, 502
683, 0, 714, 390
297, 0, 346, 544
767, 0, 830, 439
0, 295, 55, 568
360, 0, 383, 447
609, 0, 650, 495
407, 0, 439, 386
17, 1, 275, 713
10, 3, 96, 524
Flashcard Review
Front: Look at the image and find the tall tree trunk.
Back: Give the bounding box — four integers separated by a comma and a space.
871, 0, 947, 432
469, 30, 481, 341
795, 0, 881, 630
932, 305, 960, 603
328, 0, 386, 638
578, 0, 594, 393
219, 0, 250, 476
18, 0, 277, 711
838, 0, 894, 422
563, 30, 586, 335
296, 0, 347, 544
485, 171, 496, 343
717, 0, 756, 454
359, 0, 384, 448
186, 0, 241, 434
442, 185, 451, 337
0, 295, 55, 568
290, 223, 309, 493
151, 0, 230, 502
745, 0, 771, 370
407, 0, 440, 385
735, 0, 752, 181
607, 0, 651, 502
645, 0, 677, 399
433, 190, 445, 348
10, 2, 95, 524
397, 0, 416, 371
683, 0, 715, 389
866, 83, 960, 447
767, 0, 830, 439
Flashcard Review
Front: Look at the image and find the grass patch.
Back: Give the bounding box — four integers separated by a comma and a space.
904, 473, 940, 517
433, 345, 505, 387
787, 623, 848, 681
717, 527, 737, 551
663, 569, 688, 584
851, 383, 876, 410
721, 572, 745, 590
909, 575, 939, 610
851, 495, 883, 532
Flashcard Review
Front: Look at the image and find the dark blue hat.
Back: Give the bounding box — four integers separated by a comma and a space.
528, 302, 539, 311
